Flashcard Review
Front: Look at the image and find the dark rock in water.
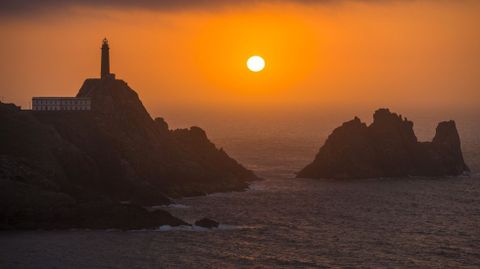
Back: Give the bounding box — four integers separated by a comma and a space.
297, 108, 470, 179
0, 78, 257, 230
194, 218, 219, 228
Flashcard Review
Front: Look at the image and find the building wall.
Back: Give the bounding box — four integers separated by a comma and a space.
32, 97, 91, 111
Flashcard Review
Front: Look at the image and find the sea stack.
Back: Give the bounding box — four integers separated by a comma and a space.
297, 108, 470, 179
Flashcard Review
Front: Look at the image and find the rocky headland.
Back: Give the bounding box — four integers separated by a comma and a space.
297, 108, 469, 179
0, 78, 258, 230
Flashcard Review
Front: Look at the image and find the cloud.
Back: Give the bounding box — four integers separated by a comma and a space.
0, 0, 408, 15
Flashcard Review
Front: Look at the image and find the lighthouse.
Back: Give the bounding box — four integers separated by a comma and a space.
101, 38, 115, 80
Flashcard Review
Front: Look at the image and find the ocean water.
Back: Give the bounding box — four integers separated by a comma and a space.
1, 115, 479, 268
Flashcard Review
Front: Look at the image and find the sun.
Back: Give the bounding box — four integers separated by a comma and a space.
247, 56, 265, 72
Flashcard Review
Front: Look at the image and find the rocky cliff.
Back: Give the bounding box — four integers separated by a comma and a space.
297, 109, 469, 179
0, 78, 257, 229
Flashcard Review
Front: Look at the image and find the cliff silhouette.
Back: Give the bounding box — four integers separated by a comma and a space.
0, 78, 257, 229
297, 109, 469, 179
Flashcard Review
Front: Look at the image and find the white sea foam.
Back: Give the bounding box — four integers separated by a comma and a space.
152, 224, 262, 232
167, 204, 191, 209
145, 204, 190, 212
154, 225, 203, 232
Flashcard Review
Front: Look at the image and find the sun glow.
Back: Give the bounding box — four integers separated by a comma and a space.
247, 56, 265, 72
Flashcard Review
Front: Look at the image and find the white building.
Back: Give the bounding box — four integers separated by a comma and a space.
32, 97, 91, 111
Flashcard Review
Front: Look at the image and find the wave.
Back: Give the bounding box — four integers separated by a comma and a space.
145, 204, 191, 212
148, 224, 263, 232
164, 204, 191, 209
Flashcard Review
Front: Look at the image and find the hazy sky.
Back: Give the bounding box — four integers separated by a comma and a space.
0, 0, 479, 125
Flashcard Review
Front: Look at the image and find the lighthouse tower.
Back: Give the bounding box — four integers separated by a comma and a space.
101, 38, 115, 80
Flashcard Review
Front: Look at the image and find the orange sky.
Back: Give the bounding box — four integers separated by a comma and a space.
0, 1, 479, 124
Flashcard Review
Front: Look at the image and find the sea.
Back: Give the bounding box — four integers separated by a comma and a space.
1, 112, 479, 268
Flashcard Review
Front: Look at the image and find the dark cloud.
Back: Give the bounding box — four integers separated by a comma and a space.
0, 0, 406, 15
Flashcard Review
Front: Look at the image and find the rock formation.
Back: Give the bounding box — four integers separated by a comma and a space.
194, 218, 219, 229
0, 78, 257, 230
297, 108, 470, 179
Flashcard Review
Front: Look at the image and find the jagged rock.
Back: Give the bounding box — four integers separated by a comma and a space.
194, 218, 219, 228
298, 108, 469, 179
154, 117, 169, 135
0, 78, 258, 230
